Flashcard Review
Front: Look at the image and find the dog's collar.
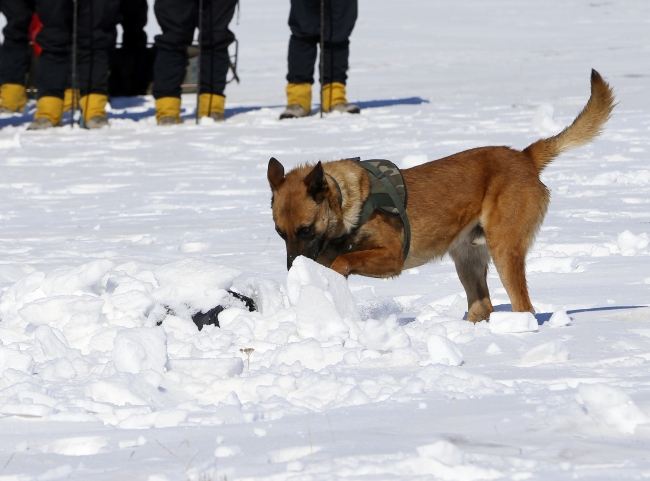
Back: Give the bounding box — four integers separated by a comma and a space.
326, 173, 343, 209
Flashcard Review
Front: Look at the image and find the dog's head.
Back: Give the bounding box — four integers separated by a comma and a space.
267, 157, 336, 270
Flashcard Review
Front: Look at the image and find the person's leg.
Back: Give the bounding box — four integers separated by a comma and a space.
152, 0, 196, 124
321, 0, 358, 113
281, 0, 319, 118
0, 0, 35, 112
198, 0, 237, 119
30, 0, 72, 128
75, 0, 121, 126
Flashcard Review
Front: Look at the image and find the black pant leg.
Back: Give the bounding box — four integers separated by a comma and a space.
152, 0, 197, 99
76, 0, 121, 96
321, 0, 356, 85
34, 0, 72, 98
35, 51, 70, 98
1, 0, 35, 42
201, 0, 237, 96
0, 0, 35, 85
286, 0, 319, 84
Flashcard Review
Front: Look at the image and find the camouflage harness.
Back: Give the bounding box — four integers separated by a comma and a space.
352, 158, 411, 260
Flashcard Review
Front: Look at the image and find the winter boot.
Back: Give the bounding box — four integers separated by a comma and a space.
198, 93, 225, 122
322, 82, 360, 114
27, 96, 63, 130
280, 83, 311, 119
26, 117, 54, 130
63, 89, 80, 113
0, 84, 28, 113
156, 97, 181, 125
80, 94, 109, 129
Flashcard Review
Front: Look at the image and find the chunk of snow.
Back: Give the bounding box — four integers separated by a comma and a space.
0, 346, 34, 376
577, 384, 650, 434
427, 335, 463, 366
521, 341, 569, 365
489, 312, 538, 333
617, 230, 649, 255
295, 284, 350, 341
112, 327, 167, 374
548, 308, 571, 327
286, 256, 361, 338
152, 258, 240, 314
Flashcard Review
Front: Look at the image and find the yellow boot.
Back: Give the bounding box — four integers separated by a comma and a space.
27, 96, 64, 130
280, 83, 311, 119
156, 97, 181, 125
198, 93, 225, 121
0, 84, 28, 113
63, 89, 80, 112
80, 94, 108, 129
322, 82, 360, 114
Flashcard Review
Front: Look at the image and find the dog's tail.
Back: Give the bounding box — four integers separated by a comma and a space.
524, 69, 615, 173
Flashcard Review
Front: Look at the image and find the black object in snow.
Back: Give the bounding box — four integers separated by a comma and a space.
191, 290, 256, 330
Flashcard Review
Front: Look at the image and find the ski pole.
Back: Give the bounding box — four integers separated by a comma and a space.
196, 0, 204, 124
71, 0, 78, 128
319, 0, 324, 118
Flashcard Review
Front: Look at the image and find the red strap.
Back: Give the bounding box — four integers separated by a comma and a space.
29, 13, 43, 58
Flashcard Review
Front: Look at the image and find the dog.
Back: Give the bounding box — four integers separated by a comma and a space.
267, 70, 615, 322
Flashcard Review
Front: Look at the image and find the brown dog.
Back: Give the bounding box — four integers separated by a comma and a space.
267, 70, 615, 322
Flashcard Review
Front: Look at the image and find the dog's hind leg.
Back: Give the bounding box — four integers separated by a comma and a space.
483, 184, 548, 314
449, 224, 494, 322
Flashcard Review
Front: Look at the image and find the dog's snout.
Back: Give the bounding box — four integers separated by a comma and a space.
287, 253, 297, 271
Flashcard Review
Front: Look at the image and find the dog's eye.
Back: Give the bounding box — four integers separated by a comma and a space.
296, 224, 315, 239
275, 227, 287, 240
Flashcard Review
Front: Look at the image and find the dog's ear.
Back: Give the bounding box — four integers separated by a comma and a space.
267, 157, 285, 191
304, 161, 329, 202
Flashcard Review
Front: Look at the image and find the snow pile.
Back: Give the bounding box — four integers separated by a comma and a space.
0, 255, 525, 427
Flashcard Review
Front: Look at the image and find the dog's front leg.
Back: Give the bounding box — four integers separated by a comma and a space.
330, 247, 403, 278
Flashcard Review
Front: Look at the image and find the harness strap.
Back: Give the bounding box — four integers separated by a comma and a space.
358, 162, 411, 260
326, 173, 343, 208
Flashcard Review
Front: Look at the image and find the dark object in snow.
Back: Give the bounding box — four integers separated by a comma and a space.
191, 290, 256, 330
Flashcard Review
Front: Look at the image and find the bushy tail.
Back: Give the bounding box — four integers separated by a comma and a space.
524, 69, 615, 173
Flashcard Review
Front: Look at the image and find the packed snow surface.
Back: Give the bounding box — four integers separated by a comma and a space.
0, 0, 649, 479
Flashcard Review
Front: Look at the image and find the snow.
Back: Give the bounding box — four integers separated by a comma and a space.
0, 0, 649, 479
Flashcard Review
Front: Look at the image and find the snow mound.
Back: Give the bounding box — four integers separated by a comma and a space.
577, 384, 650, 434
0, 255, 503, 427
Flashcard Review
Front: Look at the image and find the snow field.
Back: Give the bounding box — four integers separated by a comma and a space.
0, 0, 649, 478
